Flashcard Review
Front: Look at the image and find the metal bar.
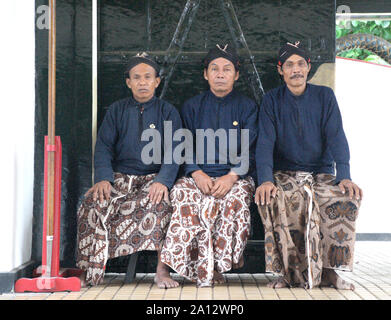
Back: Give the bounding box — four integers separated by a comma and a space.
124, 252, 139, 284
159, 0, 201, 99
336, 13, 391, 21
92, 0, 98, 185
219, 0, 265, 104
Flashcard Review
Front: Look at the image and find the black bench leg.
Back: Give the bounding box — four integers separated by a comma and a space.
124, 252, 139, 284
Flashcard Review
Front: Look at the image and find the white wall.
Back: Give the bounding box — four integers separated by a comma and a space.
0, 1, 35, 272
335, 57, 391, 233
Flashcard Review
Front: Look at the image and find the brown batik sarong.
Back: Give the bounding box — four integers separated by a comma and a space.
258, 171, 361, 289
161, 176, 255, 287
76, 172, 172, 286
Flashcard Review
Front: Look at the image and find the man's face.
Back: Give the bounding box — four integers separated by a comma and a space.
278, 54, 311, 88
204, 57, 239, 97
126, 63, 160, 103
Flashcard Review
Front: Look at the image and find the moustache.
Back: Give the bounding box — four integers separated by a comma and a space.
290, 74, 304, 80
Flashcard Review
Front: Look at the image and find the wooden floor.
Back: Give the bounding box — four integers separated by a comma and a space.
1, 241, 391, 300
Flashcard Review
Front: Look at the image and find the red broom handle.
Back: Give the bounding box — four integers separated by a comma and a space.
47, 0, 56, 240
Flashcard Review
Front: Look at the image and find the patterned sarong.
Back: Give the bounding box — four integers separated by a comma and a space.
161, 176, 255, 287
76, 173, 172, 286
258, 171, 361, 288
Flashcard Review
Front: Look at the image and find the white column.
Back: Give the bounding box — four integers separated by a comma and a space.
336, 57, 391, 233
0, 0, 35, 272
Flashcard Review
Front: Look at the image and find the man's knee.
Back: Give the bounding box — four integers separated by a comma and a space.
170, 177, 202, 203
80, 192, 110, 211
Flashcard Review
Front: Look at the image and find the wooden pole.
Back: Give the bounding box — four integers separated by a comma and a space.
46, 0, 56, 276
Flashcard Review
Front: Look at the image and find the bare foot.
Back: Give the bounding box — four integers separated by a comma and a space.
321, 269, 355, 290
212, 271, 225, 285
154, 268, 179, 289
154, 254, 179, 289
267, 276, 289, 289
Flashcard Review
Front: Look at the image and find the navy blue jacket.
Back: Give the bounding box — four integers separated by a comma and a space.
256, 83, 351, 185
94, 96, 182, 189
181, 89, 258, 179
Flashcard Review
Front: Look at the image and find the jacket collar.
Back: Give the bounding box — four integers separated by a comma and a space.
284, 83, 311, 99
129, 95, 157, 109
208, 88, 236, 103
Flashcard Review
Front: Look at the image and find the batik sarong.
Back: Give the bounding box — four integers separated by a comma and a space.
76, 172, 172, 286
258, 171, 361, 289
161, 176, 255, 287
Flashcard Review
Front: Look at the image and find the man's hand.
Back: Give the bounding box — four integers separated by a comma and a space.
255, 181, 278, 206
148, 182, 169, 205
85, 180, 112, 204
191, 170, 214, 195
338, 179, 363, 200
211, 171, 239, 199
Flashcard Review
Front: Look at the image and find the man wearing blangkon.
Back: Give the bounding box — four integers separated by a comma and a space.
255, 42, 363, 290
161, 44, 258, 287
76, 53, 181, 289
